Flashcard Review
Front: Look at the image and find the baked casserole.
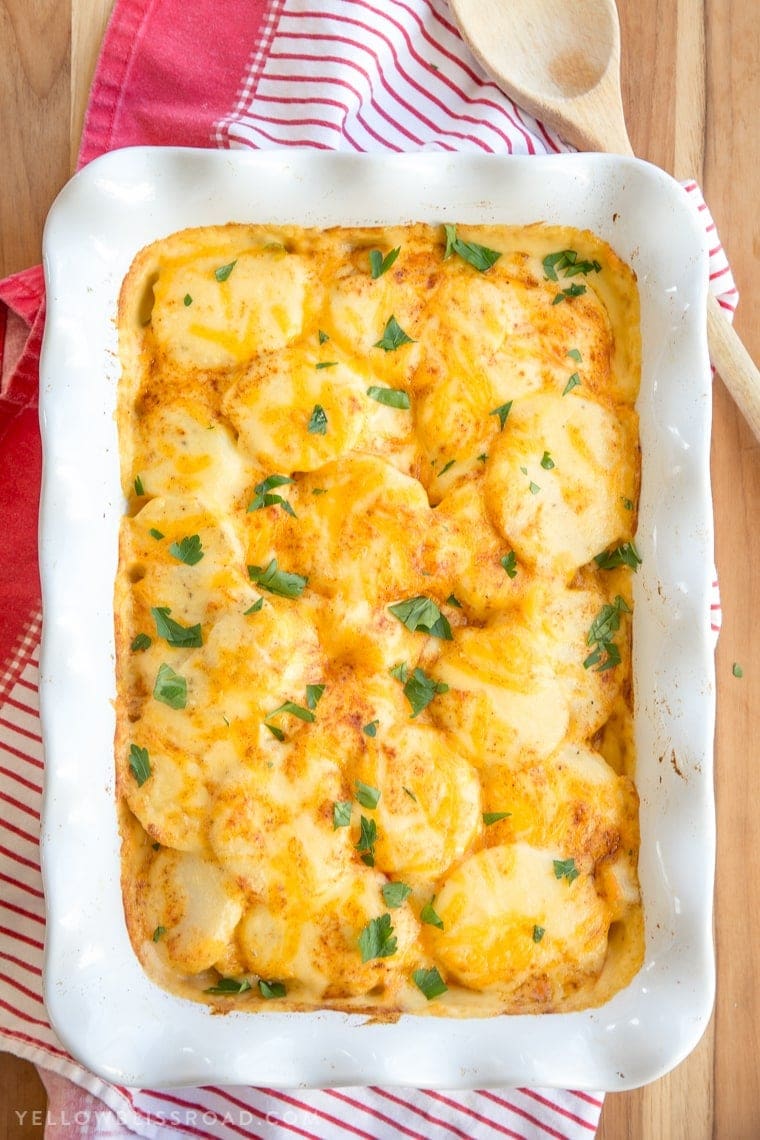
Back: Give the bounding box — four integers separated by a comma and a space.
115, 221, 643, 1016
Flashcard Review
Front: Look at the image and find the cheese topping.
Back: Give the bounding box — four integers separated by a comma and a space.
116, 221, 643, 1016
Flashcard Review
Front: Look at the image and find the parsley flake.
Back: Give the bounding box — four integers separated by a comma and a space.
594, 542, 642, 571
553, 858, 580, 883
567, 348, 583, 363
151, 606, 202, 648
148, 527, 164, 540
552, 283, 587, 305
358, 913, 397, 962
355, 816, 377, 866
403, 786, 417, 802
204, 977, 251, 995
363, 719, 379, 737
130, 633, 152, 652
266, 700, 315, 724
315, 362, 337, 371
168, 534, 204, 565
483, 811, 511, 825
446, 594, 462, 608
528, 481, 541, 495
258, 979, 286, 999
183, 294, 193, 306
390, 662, 409, 683
318, 329, 330, 344
306, 684, 325, 709
366, 385, 411, 409
388, 596, 452, 641
373, 315, 416, 352
248, 558, 308, 599
412, 966, 447, 1000
244, 598, 264, 615
134, 475, 145, 496
152, 925, 166, 942
489, 401, 513, 431
307, 404, 329, 436
420, 899, 444, 929
383, 882, 412, 908
584, 595, 630, 672
439, 458, 456, 476
563, 372, 582, 395
369, 247, 401, 279
247, 474, 296, 518
733, 662, 744, 678
543, 250, 601, 281
355, 780, 381, 810
532, 925, 545, 943
128, 743, 151, 786
265, 724, 286, 742
500, 551, 518, 578
443, 224, 502, 272
333, 801, 352, 829
540, 451, 555, 470
214, 260, 237, 282
153, 663, 187, 709
398, 667, 449, 718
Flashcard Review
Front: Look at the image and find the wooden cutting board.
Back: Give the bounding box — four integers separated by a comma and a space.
0, 2, 757, 1137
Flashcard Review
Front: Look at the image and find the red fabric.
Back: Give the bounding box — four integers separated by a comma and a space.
0, 0, 268, 669
79, 0, 268, 167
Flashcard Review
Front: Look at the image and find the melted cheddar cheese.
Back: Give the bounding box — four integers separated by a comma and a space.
115, 221, 643, 1017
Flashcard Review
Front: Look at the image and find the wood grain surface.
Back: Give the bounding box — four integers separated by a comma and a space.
0, 1, 757, 1137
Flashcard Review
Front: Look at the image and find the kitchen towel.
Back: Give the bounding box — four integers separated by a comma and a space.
0, 1, 732, 1137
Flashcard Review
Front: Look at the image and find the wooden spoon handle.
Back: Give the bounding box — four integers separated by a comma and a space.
707, 293, 760, 441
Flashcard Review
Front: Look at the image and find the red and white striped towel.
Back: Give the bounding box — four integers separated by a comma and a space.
0, 1, 732, 1137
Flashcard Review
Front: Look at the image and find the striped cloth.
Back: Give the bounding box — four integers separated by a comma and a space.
0, 1, 733, 1137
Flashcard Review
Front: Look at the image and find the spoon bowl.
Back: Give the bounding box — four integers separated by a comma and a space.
448, 0, 760, 440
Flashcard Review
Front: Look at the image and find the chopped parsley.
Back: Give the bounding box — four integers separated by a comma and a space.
594, 542, 642, 571
567, 347, 583, 362
128, 743, 151, 787
477, 452, 488, 463
622, 496, 634, 510
355, 780, 381, 810
563, 372, 582, 395
483, 811, 511, 825
258, 979, 286, 999
373, 315, 416, 352
443, 224, 501, 272
367, 385, 411, 409
152, 925, 166, 942
540, 451, 555, 470
733, 662, 744, 678
248, 558, 308, 599
204, 976, 251, 995
183, 294, 193, 307
315, 361, 337, 371
584, 595, 631, 672
265, 724, 286, 742
266, 700, 315, 724
363, 719, 379, 737
446, 594, 462, 608
403, 786, 417, 802
244, 597, 264, 615
489, 401, 513, 430
130, 633, 152, 652
134, 475, 145, 496
412, 966, 447, 1000
306, 684, 325, 709
333, 801, 352, 829
214, 260, 237, 282
552, 283, 587, 305
420, 899, 444, 929
500, 551, 517, 578
553, 857, 580, 883
390, 663, 449, 717
439, 458, 456, 476
307, 404, 328, 435
388, 596, 452, 640
528, 481, 541, 495
355, 816, 377, 866
369, 247, 401, 278
168, 534, 204, 565
543, 249, 601, 281
382, 882, 412, 908
153, 663, 187, 709
247, 474, 296, 517
148, 528, 164, 540
358, 913, 397, 962
318, 329, 330, 344
532, 925, 545, 943
151, 606, 202, 648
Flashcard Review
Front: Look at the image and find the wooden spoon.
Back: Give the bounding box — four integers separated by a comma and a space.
449, 0, 760, 442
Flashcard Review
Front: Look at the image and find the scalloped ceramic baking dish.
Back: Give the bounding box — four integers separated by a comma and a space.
38, 147, 714, 1091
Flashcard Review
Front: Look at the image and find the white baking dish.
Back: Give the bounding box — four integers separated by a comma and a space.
38, 147, 714, 1091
